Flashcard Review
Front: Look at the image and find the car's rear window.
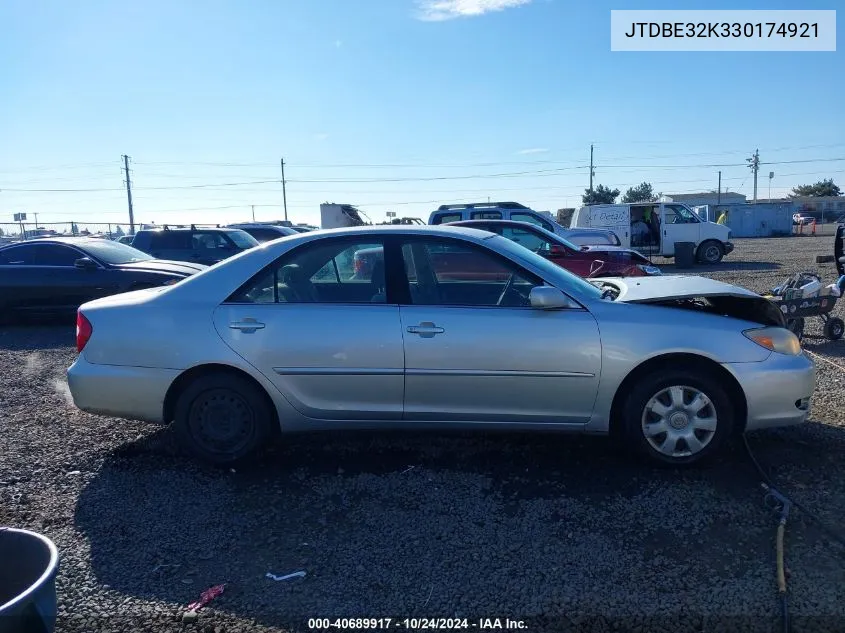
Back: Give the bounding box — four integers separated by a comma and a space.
226, 230, 260, 249
431, 212, 462, 225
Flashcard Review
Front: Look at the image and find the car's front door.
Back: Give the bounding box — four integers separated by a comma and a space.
395, 236, 602, 425
213, 237, 404, 420
660, 204, 702, 256
192, 232, 236, 265
22, 244, 110, 313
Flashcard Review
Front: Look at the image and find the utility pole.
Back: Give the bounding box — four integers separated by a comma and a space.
746, 149, 760, 204
34, 212, 38, 228
717, 171, 721, 205
589, 144, 595, 191
251, 205, 256, 222
122, 154, 135, 233
280, 158, 288, 222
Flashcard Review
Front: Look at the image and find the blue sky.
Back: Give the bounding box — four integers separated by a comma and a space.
0, 0, 843, 230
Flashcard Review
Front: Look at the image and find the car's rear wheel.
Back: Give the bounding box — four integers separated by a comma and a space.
696, 240, 724, 264
824, 316, 844, 341
173, 372, 274, 465
622, 370, 734, 467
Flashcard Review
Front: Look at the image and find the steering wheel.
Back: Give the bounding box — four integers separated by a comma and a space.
496, 273, 517, 306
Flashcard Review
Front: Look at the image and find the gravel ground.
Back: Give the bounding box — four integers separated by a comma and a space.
3, 233, 845, 633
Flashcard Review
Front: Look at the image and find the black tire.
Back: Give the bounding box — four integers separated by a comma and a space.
787, 318, 805, 342
696, 240, 724, 264
621, 369, 734, 467
824, 317, 844, 341
173, 372, 275, 465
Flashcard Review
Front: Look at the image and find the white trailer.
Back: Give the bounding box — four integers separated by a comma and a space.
320, 203, 368, 229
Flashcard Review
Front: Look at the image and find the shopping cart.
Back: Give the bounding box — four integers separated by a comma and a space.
766, 272, 844, 341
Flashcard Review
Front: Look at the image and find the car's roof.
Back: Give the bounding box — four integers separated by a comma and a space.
447, 219, 547, 229
0, 237, 106, 249
138, 227, 242, 232
231, 223, 294, 231
302, 225, 496, 240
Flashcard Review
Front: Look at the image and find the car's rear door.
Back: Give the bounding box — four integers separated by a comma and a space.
0, 244, 42, 313
395, 235, 601, 425
148, 231, 193, 262
213, 236, 404, 420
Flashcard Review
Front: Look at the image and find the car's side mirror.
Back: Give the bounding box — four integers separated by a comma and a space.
74, 257, 97, 271
529, 286, 577, 310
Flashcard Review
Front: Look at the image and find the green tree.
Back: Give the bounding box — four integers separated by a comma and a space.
789, 179, 842, 198
621, 182, 658, 203
582, 184, 620, 205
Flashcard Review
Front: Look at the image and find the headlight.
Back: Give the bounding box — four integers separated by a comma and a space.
638, 264, 662, 275
743, 327, 801, 356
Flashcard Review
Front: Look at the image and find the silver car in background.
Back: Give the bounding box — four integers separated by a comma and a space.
67, 226, 814, 467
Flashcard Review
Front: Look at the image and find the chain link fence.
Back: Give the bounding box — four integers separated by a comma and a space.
0, 221, 154, 243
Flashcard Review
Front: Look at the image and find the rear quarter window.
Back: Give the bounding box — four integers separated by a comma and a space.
149, 232, 192, 249
431, 212, 463, 225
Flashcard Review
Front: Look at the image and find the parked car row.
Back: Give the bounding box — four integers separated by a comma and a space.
66, 224, 813, 470
427, 200, 735, 265
1, 216, 667, 322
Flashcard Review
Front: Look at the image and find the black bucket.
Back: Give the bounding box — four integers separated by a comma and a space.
674, 241, 695, 269
0, 528, 59, 633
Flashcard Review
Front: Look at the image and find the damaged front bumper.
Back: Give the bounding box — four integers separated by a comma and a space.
725, 351, 815, 431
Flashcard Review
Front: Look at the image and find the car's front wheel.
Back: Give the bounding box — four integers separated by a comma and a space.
696, 240, 724, 264
173, 372, 275, 465
622, 369, 734, 466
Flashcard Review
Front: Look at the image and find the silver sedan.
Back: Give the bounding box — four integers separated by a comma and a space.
67, 225, 815, 467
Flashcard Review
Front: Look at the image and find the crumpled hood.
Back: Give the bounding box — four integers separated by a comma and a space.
592, 275, 759, 302
591, 275, 785, 327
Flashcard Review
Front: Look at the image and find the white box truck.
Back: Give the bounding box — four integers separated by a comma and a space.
320, 203, 368, 229
569, 202, 734, 263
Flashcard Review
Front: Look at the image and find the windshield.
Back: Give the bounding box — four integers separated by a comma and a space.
81, 240, 153, 264
489, 235, 603, 301
226, 230, 260, 249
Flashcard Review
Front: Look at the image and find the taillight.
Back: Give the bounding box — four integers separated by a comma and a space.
76, 311, 93, 353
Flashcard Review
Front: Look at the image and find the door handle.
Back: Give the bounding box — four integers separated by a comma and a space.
229, 318, 265, 333
407, 322, 444, 338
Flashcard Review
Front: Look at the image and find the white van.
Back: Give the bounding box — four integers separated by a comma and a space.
570, 202, 734, 263
429, 202, 622, 247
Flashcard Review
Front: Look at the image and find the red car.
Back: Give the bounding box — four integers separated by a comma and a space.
448, 220, 661, 278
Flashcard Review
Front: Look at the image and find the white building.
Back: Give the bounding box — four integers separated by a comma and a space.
661, 192, 747, 207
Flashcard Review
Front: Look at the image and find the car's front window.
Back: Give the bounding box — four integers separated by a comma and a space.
666, 204, 699, 224
490, 235, 603, 300
78, 240, 154, 264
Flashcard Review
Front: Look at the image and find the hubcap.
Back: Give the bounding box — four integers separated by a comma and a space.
641, 385, 718, 458
188, 389, 254, 456
705, 246, 720, 261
